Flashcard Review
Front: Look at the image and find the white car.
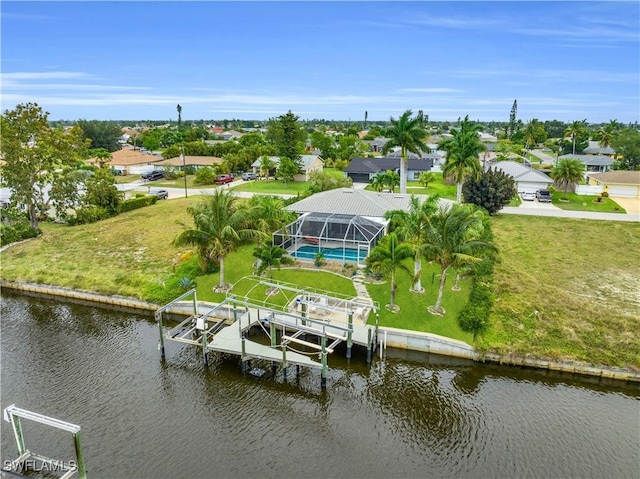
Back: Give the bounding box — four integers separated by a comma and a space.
522, 192, 536, 201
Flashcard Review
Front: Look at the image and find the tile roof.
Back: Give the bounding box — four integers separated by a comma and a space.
589, 170, 640, 185
108, 148, 164, 166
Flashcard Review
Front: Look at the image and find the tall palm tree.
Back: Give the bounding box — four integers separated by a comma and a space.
382, 110, 428, 194
422, 204, 496, 316
173, 189, 265, 290
552, 158, 586, 200
366, 233, 413, 311
439, 115, 485, 203
597, 120, 620, 150
564, 120, 587, 155
385, 194, 440, 293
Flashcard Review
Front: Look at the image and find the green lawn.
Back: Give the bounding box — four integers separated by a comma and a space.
550, 191, 626, 213
231, 180, 309, 194
364, 173, 458, 200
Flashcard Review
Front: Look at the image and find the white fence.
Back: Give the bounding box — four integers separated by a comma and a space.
575, 185, 603, 196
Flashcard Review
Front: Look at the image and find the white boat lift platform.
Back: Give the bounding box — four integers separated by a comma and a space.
155, 280, 380, 387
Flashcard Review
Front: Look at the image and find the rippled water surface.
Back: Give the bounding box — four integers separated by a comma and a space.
1, 292, 638, 478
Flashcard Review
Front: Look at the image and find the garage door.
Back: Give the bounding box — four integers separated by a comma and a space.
607, 186, 638, 198
348, 173, 371, 183
518, 182, 550, 194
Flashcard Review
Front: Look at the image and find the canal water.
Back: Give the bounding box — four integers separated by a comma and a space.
1, 291, 638, 479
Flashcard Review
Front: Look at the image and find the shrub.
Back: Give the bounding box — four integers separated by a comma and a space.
546, 185, 556, 192
457, 257, 495, 340
194, 166, 218, 185
0, 221, 40, 246
68, 206, 111, 225
119, 195, 158, 213
601, 191, 609, 198
280, 255, 295, 265
314, 252, 325, 267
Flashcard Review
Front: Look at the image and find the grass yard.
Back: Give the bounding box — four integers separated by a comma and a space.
364, 173, 457, 200
365, 259, 474, 343
550, 191, 626, 213
231, 180, 309, 194
487, 215, 640, 369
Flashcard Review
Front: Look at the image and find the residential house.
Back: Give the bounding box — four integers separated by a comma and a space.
106, 147, 164, 175
250, 155, 324, 181
344, 157, 434, 183
559, 154, 614, 173
587, 171, 640, 198
364, 137, 390, 153
583, 141, 616, 157
221, 130, 244, 141
487, 160, 553, 194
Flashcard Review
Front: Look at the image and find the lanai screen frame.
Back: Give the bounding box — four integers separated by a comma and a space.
273, 212, 386, 266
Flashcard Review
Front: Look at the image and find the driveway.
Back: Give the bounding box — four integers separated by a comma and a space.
611, 197, 640, 215
519, 198, 559, 210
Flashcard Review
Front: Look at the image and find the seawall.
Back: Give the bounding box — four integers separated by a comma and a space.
2, 280, 638, 384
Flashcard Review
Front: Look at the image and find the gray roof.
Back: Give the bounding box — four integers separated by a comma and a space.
488, 161, 552, 183
250, 155, 323, 170
559, 154, 614, 166
584, 141, 615, 155
285, 188, 425, 218
345, 157, 434, 174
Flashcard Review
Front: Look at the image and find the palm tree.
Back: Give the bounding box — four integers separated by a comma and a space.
382, 110, 428, 194
370, 173, 386, 192
366, 233, 413, 311
597, 120, 620, 150
564, 120, 587, 155
552, 158, 586, 200
259, 155, 276, 180
90, 148, 112, 169
422, 204, 496, 316
383, 169, 400, 192
173, 189, 265, 290
438, 115, 485, 203
247, 194, 295, 239
385, 194, 440, 293
253, 245, 286, 279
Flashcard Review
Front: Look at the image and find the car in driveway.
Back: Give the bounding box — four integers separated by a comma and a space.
522, 192, 536, 201
214, 174, 234, 184
151, 189, 169, 200
536, 189, 552, 202
241, 172, 257, 181
142, 170, 164, 181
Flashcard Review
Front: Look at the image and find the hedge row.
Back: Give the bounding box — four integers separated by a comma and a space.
119, 195, 158, 213
457, 257, 495, 341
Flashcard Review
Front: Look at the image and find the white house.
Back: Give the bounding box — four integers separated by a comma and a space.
487, 161, 553, 194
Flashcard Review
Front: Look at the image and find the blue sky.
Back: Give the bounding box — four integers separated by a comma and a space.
2, 1, 638, 123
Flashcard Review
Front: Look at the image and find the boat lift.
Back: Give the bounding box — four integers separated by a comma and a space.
2, 405, 87, 479
155, 281, 379, 388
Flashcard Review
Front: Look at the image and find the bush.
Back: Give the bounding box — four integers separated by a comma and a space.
0, 220, 40, 246
280, 255, 295, 265
601, 191, 609, 198
119, 195, 158, 213
68, 206, 111, 225
194, 166, 218, 185
457, 257, 495, 340
546, 185, 556, 192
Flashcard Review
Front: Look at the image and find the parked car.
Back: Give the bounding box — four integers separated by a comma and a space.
242, 172, 257, 181
142, 170, 164, 181
536, 189, 552, 202
151, 189, 169, 200
214, 174, 234, 184
522, 192, 536, 201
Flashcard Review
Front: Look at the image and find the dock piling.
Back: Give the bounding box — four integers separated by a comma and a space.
366, 328, 372, 364
346, 311, 353, 359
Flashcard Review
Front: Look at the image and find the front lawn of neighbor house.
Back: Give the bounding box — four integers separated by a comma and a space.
550, 191, 626, 213
231, 180, 310, 195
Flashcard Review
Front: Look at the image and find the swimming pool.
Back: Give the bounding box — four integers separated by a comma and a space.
293, 245, 367, 262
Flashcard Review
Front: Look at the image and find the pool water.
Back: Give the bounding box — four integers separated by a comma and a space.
293, 245, 367, 262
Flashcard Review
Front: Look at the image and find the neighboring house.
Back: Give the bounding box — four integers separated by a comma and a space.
250, 155, 324, 181
587, 171, 640, 198
487, 160, 553, 194
583, 141, 616, 157
559, 154, 614, 173
155, 156, 224, 171
479, 132, 498, 142
344, 157, 434, 183
364, 137, 390, 153
106, 147, 164, 175
221, 130, 244, 141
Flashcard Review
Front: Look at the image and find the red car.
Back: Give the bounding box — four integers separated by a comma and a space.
214, 174, 234, 184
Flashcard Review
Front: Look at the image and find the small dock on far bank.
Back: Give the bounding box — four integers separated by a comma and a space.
155, 281, 379, 388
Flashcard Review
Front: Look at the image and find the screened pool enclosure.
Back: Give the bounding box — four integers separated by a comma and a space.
273, 212, 386, 266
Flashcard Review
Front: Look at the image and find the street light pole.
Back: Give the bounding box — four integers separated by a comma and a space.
181, 144, 188, 198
